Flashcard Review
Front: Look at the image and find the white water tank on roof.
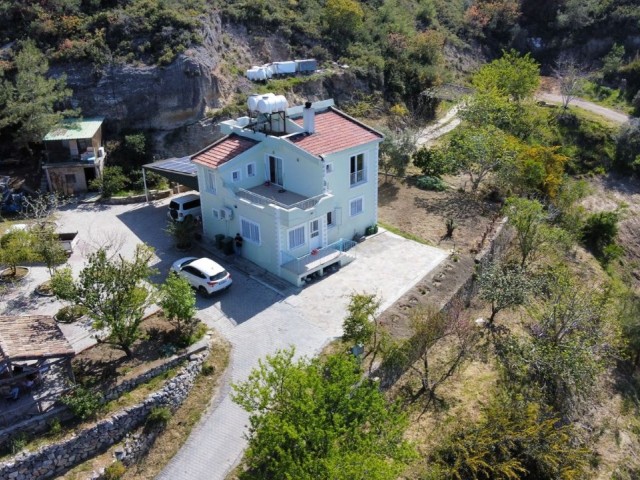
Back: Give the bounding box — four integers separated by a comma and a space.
257, 94, 288, 114
248, 93, 274, 112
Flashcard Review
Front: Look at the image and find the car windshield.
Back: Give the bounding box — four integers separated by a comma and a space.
210, 271, 228, 282
169, 201, 179, 210
182, 258, 196, 267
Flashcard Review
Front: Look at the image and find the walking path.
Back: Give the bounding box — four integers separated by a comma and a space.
536, 92, 631, 124
416, 105, 461, 147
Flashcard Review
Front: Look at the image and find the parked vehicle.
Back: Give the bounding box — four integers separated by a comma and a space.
170, 257, 232, 295
168, 194, 201, 222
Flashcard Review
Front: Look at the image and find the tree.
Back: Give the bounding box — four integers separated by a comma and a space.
165, 216, 197, 250
428, 391, 588, 480
503, 197, 566, 267
412, 146, 450, 178
615, 119, 640, 173
472, 49, 540, 103
89, 166, 128, 198
51, 244, 157, 357
160, 272, 197, 343
324, 0, 364, 46
478, 261, 533, 325
31, 224, 68, 277
378, 127, 417, 181
0, 228, 38, 277
497, 269, 612, 414
581, 210, 620, 257
553, 55, 586, 110
342, 293, 385, 372
0, 40, 75, 149
401, 304, 478, 409
232, 348, 414, 480
444, 125, 518, 192
508, 145, 569, 199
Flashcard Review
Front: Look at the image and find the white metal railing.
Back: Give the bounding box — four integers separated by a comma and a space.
280, 238, 357, 273
236, 188, 328, 211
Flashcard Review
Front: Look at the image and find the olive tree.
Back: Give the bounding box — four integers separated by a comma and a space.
160, 272, 197, 343
51, 244, 157, 357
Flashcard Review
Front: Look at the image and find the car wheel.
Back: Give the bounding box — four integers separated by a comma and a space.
198, 286, 209, 297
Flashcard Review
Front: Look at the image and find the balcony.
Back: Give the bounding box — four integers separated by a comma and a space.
235, 183, 330, 211
280, 239, 357, 286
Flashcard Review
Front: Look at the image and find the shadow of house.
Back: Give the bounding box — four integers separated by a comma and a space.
43, 117, 106, 195
0, 315, 75, 429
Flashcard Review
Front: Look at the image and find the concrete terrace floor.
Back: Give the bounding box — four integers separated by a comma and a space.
0, 197, 448, 478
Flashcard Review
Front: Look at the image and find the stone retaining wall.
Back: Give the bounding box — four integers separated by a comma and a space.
0, 346, 209, 480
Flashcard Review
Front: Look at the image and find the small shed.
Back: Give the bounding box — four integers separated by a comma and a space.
0, 315, 75, 386
43, 117, 106, 194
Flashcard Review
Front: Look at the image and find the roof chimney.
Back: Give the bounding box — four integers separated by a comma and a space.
303, 101, 315, 134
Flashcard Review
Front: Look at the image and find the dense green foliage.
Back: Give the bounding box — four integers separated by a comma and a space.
232, 348, 414, 479
0, 0, 205, 66
0, 40, 74, 150
427, 393, 589, 480
51, 244, 157, 357
160, 272, 198, 344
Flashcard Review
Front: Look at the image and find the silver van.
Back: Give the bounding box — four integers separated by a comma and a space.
168, 194, 202, 222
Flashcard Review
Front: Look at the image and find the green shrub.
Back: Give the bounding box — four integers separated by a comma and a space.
55, 305, 88, 323
48, 417, 62, 436
415, 175, 448, 191
582, 211, 620, 256
201, 362, 215, 376
90, 166, 129, 198
147, 406, 172, 426
104, 461, 126, 480
61, 386, 102, 420
10, 432, 28, 455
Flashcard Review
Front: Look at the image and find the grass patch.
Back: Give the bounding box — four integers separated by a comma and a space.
378, 221, 434, 246
580, 81, 633, 114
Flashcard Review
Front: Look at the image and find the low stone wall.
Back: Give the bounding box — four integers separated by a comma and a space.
0, 347, 209, 480
102, 188, 171, 205
442, 217, 514, 314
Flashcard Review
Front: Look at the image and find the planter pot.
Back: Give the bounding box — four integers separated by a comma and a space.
35, 281, 55, 297
0, 266, 30, 283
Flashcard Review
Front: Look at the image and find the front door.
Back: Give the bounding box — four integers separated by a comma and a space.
269, 155, 283, 186
309, 219, 321, 250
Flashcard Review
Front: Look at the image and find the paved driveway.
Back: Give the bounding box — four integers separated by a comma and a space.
0, 199, 448, 478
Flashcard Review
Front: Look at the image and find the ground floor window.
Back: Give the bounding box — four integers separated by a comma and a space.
288, 225, 305, 249
349, 197, 364, 217
241, 218, 261, 245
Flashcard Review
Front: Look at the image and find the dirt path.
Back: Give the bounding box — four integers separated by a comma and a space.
417, 105, 461, 147
535, 92, 630, 124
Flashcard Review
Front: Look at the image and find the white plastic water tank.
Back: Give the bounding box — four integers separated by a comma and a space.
256, 94, 288, 114
236, 116, 250, 127
248, 93, 274, 112
245, 67, 258, 81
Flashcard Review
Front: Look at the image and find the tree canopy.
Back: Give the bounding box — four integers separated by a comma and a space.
472, 50, 540, 103
232, 348, 414, 479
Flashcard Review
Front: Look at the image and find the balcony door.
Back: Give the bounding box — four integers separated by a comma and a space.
268, 155, 283, 186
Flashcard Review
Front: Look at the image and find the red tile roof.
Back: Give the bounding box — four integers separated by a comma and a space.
192, 134, 258, 168
0, 316, 74, 363
289, 108, 382, 156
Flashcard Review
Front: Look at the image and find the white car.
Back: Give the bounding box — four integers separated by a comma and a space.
170, 257, 232, 296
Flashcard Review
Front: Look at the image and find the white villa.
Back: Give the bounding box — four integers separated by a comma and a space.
192, 95, 383, 286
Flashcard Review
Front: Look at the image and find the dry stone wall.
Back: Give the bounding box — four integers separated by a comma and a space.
0, 347, 209, 480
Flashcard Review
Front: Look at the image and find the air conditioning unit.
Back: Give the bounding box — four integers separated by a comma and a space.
219, 207, 233, 220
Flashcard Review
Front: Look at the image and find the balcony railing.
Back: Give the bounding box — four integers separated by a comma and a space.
350, 170, 365, 186
236, 188, 329, 211
281, 238, 357, 275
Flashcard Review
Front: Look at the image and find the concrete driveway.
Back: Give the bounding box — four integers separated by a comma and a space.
0, 198, 448, 478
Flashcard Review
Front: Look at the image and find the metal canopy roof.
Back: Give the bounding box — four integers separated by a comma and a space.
143, 156, 199, 191
43, 117, 105, 141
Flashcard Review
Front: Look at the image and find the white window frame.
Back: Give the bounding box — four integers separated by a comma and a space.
241, 217, 261, 245
349, 153, 366, 187
288, 225, 306, 250
327, 210, 336, 228
231, 169, 241, 183
247, 162, 256, 178
212, 208, 220, 220
349, 197, 364, 217
206, 170, 217, 194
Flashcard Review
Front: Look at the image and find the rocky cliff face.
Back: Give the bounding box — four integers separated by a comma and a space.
49, 13, 224, 156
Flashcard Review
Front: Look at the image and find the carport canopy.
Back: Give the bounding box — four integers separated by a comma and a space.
143, 156, 200, 196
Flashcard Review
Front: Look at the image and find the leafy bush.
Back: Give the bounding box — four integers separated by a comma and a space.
104, 461, 126, 480
413, 147, 450, 178
147, 406, 172, 426
615, 119, 640, 173
61, 386, 102, 420
10, 432, 28, 455
90, 166, 129, 198
415, 175, 448, 191
55, 305, 88, 323
582, 210, 619, 256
